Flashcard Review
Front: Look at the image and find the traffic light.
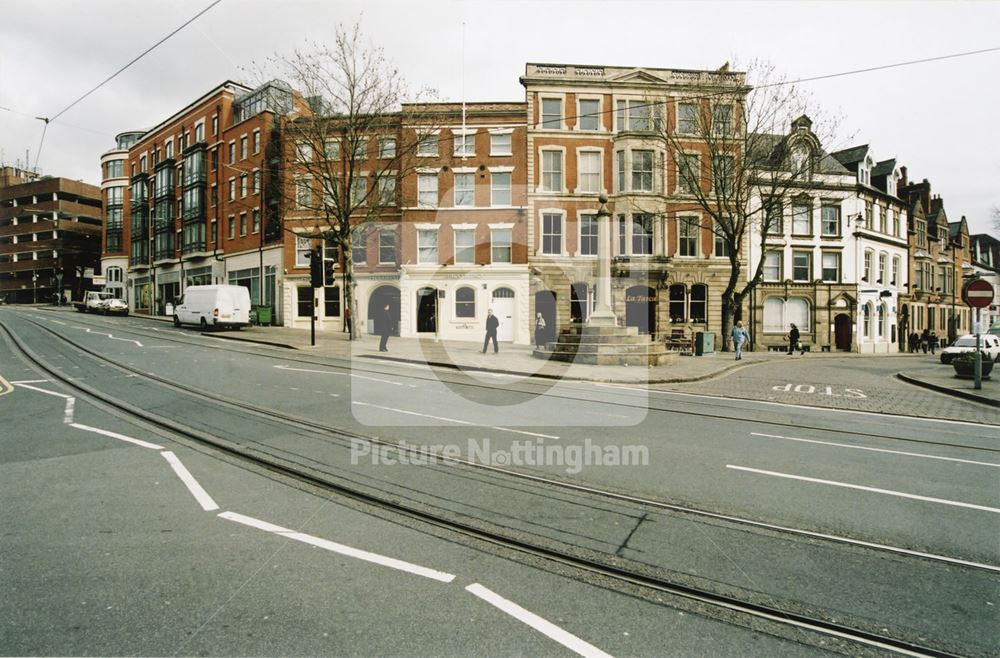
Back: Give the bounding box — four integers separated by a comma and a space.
323, 255, 336, 287
309, 247, 323, 288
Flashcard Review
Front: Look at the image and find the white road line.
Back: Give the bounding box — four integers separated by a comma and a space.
465, 583, 614, 658
750, 432, 1000, 468
161, 451, 219, 511
351, 373, 406, 386
50, 319, 67, 325
69, 423, 164, 450
15, 383, 73, 399
595, 383, 1000, 429
727, 465, 1000, 514
63, 398, 75, 424
0, 375, 13, 397
274, 365, 346, 376
218, 511, 455, 583
76, 326, 143, 347
352, 401, 560, 439
9, 380, 50, 384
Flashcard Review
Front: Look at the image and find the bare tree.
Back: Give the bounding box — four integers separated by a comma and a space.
661, 61, 839, 350
992, 205, 1000, 232
253, 22, 436, 338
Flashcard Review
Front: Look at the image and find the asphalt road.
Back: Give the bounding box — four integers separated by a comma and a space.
2, 307, 998, 656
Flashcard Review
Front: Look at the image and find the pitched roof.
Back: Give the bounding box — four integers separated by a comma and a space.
830, 144, 869, 167
748, 133, 850, 174
872, 158, 896, 178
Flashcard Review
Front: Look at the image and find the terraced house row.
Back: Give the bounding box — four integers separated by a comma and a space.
91, 62, 993, 351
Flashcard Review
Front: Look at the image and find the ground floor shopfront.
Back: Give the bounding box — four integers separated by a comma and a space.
282, 265, 531, 345
750, 282, 902, 353
529, 257, 733, 345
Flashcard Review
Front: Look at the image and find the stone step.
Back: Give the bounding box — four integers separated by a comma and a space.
556, 334, 658, 345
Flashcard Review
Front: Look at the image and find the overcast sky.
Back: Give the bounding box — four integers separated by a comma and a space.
1, 0, 997, 235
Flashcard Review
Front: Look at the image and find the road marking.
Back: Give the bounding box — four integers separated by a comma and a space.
352, 401, 560, 439
50, 319, 67, 325
162, 451, 219, 511
218, 511, 456, 583
727, 465, 1000, 514
15, 383, 72, 399
72, 326, 143, 347
750, 432, 1000, 468
465, 583, 613, 658
9, 380, 50, 384
63, 397, 75, 424
0, 375, 13, 397
595, 383, 1000, 429
274, 365, 345, 376
69, 423, 164, 450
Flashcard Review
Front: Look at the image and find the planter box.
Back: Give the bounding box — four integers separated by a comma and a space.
953, 357, 993, 379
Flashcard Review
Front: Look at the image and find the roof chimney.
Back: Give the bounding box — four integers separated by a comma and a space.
899, 165, 908, 187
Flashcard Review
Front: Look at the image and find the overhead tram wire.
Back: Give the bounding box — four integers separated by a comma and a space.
554, 44, 1000, 132
30, 0, 224, 172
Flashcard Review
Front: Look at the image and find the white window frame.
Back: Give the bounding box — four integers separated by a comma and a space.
489, 223, 514, 264
489, 168, 513, 206
489, 129, 513, 156
540, 97, 563, 130
577, 97, 601, 131
678, 216, 699, 257
540, 148, 565, 193
453, 225, 476, 264
821, 251, 840, 282
417, 172, 438, 208
677, 101, 699, 134
415, 225, 439, 265
578, 212, 598, 257
416, 131, 439, 157
379, 137, 396, 159
540, 209, 565, 256
577, 149, 602, 194
453, 171, 475, 207
453, 130, 476, 157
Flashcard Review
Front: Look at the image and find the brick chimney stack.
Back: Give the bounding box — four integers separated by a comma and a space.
899, 165, 908, 187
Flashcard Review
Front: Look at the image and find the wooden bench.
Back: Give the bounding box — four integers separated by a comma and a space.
664, 328, 694, 352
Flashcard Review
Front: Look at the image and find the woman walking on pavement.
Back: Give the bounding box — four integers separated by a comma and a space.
534, 312, 546, 349
788, 323, 803, 355
731, 320, 749, 360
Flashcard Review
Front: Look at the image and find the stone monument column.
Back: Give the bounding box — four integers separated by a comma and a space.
588, 193, 617, 326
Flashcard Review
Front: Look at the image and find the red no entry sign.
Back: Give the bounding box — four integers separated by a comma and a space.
963, 278, 995, 308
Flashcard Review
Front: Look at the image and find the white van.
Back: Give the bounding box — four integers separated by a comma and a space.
172, 284, 251, 330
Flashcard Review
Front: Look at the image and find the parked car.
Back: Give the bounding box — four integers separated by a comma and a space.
939, 334, 1000, 364
172, 284, 251, 330
72, 290, 113, 313
100, 297, 129, 315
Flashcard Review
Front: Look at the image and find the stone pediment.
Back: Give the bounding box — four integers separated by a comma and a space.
608, 69, 666, 85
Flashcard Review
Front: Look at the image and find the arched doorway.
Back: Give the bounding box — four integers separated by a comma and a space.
625, 285, 657, 336
535, 290, 556, 343
834, 313, 852, 351
369, 286, 400, 336
491, 288, 515, 342
416, 287, 437, 333
570, 282, 591, 324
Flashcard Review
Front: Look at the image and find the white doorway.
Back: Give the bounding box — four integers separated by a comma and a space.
492, 287, 515, 342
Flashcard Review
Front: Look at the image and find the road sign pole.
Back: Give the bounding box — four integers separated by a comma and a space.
974, 308, 982, 390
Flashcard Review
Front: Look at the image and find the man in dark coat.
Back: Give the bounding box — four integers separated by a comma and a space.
788, 323, 803, 356
483, 308, 500, 354
378, 303, 391, 352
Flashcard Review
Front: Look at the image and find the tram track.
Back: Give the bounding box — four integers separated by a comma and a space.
1, 313, 995, 657
15, 308, 1000, 452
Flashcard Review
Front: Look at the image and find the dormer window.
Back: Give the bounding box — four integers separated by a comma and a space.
790, 146, 809, 176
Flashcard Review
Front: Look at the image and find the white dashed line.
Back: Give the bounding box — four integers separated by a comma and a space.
218, 511, 456, 582
750, 432, 1000, 468
465, 583, 614, 658
727, 465, 1000, 514
162, 451, 219, 511
351, 401, 559, 439
69, 423, 164, 450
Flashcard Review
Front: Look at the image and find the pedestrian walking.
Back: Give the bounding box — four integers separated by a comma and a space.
731, 321, 749, 360
920, 328, 930, 354
378, 303, 391, 352
483, 308, 500, 354
787, 323, 803, 355
343, 306, 352, 334
908, 331, 919, 353
534, 312, 547, 349
929, 332, 939, 354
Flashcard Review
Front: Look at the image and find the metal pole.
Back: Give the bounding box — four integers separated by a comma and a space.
311, 289, 316, 347
974, 307, 982, 390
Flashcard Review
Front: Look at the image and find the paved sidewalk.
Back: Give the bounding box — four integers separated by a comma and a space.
204, 322, 868, 383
